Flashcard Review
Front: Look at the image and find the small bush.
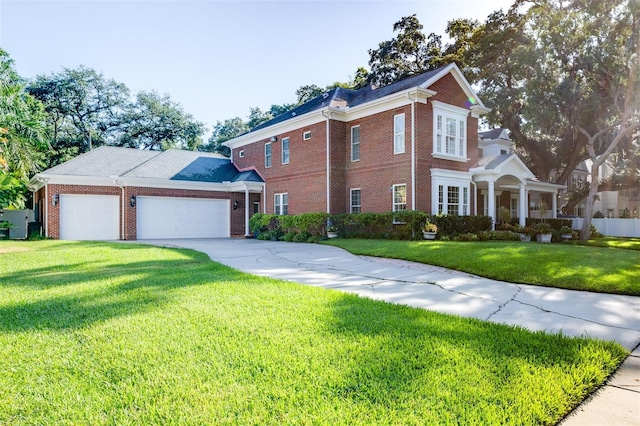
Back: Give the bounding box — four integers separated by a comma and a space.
455, 233, 479, 241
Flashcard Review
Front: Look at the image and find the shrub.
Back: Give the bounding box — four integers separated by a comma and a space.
455, 233, 479, 241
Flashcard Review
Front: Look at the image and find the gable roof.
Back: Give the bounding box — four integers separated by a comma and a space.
30, 147, 263, 189
228, 63, 488, 148
479, 128, 509, 141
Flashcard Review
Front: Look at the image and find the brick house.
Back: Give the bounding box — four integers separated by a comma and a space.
226, 63, 563, 227
31, 63, 564, 241
29, 147, 264, 240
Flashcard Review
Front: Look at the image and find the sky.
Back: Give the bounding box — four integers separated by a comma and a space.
0, 0, 514, 139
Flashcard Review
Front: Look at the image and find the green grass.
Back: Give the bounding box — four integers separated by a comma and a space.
575, 237, 640, 251
0, 241, 629, 425
322, 239, 640, 296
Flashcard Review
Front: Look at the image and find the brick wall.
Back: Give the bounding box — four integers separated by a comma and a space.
234, 121, 329, 214
232, 70, 481, 216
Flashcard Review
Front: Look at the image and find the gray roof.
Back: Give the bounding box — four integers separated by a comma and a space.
39, 147, 263, 184
251, 67, 445, 133
479, 128, 509, 140
43, 146, 161, 177
475, 153, 514, 169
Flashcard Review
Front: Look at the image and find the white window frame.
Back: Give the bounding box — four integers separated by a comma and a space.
431, 169, 471, 215
303, 131, 311, 141
274, 193, 288, 215
281, 137, 290, 165
392, 184, 407, 213
351, 125, 360, 162
393, 113, 405, 154
432, 101, 469, 162
350, 188, 361, 213
264, 142, 272, 168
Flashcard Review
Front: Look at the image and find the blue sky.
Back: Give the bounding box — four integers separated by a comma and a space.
1, 0, 513, 138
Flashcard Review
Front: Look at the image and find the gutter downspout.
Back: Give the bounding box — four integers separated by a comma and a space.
321, 109, 331, 213
114, 179, 125, 240
39, 177, 49, 238
244, 186, 250, 237
407, 93, 416, 210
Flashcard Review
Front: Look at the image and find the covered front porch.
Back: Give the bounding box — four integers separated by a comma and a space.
470, 154, 565, 228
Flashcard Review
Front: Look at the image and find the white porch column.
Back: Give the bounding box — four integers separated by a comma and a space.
488, 180, 496, 230
244, 188, 250, 237
519, 184, 527, 227
552, 193, 557, 219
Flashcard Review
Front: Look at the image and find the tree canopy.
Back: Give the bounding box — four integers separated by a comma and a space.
0, 49, 48, 208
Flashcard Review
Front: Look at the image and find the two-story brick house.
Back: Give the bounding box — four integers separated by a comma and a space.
226, 63, 563, 228
30, 63, 564, 241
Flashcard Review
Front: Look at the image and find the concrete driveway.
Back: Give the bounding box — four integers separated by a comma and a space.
140, 238, 640, 425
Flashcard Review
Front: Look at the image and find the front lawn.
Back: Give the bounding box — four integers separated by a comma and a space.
323, 239, 640, 296
0, 241, 628, 425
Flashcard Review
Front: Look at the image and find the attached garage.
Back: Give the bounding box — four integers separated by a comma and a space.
59, 194, 120, 240
136, 196, 230, 239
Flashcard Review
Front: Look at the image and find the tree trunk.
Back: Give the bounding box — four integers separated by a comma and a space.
580, 165, 600, 240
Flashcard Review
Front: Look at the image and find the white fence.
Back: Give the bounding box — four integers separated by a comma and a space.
0, 209, 34, 239
571, 218, 640, 238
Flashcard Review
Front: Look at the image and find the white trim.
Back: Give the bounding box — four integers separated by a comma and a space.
350, 188, 362, 213
430, 100, 471, 116
393, 113, 405, 154
350, 125, 360, 162
432, 153, 470, 163
303, 131, 311, 140
392, 183, 407, 212
281, 137, 290, 165
264, 142, 272, 168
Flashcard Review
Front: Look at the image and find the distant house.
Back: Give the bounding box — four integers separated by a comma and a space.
593, 161, 640, 218
32, 63, 566, 241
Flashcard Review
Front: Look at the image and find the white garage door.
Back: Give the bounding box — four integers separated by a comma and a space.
59, 194, 120, 240
136, 196, 230, 239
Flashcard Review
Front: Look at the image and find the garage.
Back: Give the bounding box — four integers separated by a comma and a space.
59, 194, 120, 240
136, 196, 230, 239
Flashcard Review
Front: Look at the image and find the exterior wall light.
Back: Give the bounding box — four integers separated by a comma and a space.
130, 195, 136, 207
52, 194, 59, 206
233, 200, 239, 210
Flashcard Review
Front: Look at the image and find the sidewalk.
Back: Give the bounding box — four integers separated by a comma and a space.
142, 238, 640, 425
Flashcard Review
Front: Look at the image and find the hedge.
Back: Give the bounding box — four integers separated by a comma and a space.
249, 212, 493, 241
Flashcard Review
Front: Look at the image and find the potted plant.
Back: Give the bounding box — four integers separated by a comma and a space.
0, 220, 15, 240
534, 222, 552, 243
422, 221, 438, 240
559, 225, 574, 240
326, 225, 338, 239
513, 224, 533, 242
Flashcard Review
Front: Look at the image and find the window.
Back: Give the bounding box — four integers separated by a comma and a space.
393, 184, 407, 212
239, 150, 245, 158
433, 102, 468, 160
274, 193, 288, 215
394, 113, 405, 154
351, 126, 360, 162
350, 189, 361, 213
436, 183, 469, 215
447, 186, 459, 216
281, 137, 290, 164
264, 143, 272, 168
253, 202, 260, 214
303, 131, 311, 140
